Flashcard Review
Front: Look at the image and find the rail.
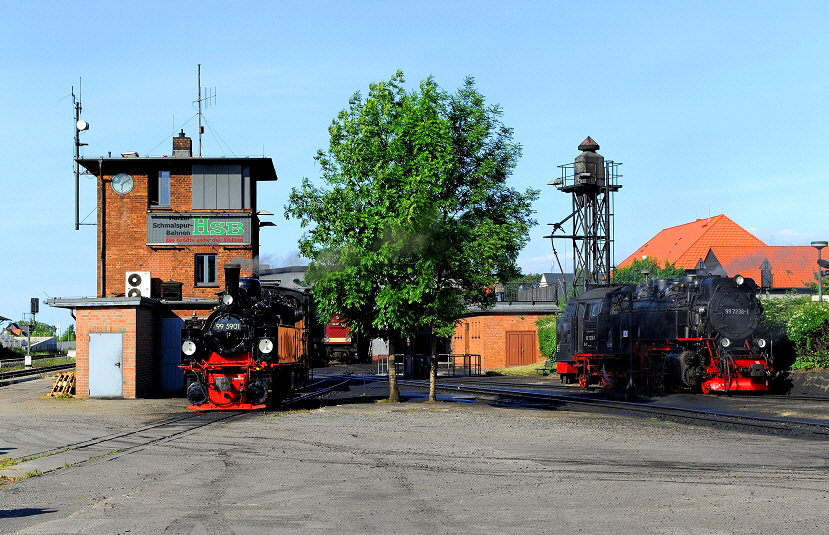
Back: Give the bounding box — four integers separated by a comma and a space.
0, 363, 76, 382
0, 354, 75, 369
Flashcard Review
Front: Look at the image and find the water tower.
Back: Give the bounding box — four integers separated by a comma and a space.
545, 137, 622, 296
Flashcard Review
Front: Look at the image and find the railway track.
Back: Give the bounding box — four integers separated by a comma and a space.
0, 363, 76, 382
315, 372, 829, 439
283, 377, 353, 408
1, 376, 349, 482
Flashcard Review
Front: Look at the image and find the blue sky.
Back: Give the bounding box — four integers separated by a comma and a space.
2, 1, 828, 328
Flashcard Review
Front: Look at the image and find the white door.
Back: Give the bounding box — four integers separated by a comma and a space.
89, 333, 123, 397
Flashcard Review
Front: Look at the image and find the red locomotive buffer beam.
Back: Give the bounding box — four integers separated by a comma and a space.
700, 355, 771, 394
182, 352, 275, 410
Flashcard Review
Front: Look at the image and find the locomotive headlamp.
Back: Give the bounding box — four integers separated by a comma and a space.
221, 294, 234, 306
182, 339, 197, 356
734, 275, 745, 286
720, 337, 731, 348
258, 338, 274, 354
756, 338, 767, 348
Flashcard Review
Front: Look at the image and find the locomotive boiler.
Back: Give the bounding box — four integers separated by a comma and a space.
556, 274, 773, 393
179, 264, 309, 410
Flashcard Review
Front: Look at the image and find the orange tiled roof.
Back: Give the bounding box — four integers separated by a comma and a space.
617, 214, 766, 269
709, 246, 819, 289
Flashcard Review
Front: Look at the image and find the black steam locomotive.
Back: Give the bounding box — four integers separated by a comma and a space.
179, 264, 309, 410
556, 274, 774, 393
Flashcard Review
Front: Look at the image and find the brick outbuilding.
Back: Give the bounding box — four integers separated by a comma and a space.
452, 302, 559, 370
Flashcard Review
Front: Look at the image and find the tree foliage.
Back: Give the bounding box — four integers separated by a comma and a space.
535, 315, 557, 359
762, 294, 829, 370
61, 324, 76, 342
286, 71, 538, 398
512, 273, 543, 284
17, 320, 55, 337
611, 257, 685, 284
804, 272, 829, 295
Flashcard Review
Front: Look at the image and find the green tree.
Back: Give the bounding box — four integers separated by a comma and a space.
17, 320, 55, 337
804, 272, 829, 296
286, 71, 538, 401
611, 257, 685, 284
61, 324, 76, 342
512, 273, 543, 284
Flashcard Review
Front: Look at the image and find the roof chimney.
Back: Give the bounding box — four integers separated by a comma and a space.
173, 130, 192, 157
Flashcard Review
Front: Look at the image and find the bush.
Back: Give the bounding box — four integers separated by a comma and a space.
786, 301, 829, 369
535, 315, 557, 359
762, 295, 829, 370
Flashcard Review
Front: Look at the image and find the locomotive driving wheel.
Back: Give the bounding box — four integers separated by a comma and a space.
578, 375, 588, 388
601, 363, 618, 390
653, 374, 665, 393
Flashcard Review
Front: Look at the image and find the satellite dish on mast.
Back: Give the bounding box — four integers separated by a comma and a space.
76, 119, 89, 131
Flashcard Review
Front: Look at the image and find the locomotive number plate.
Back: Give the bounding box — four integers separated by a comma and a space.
215, 321, 242, 331
724, 308, 748, 315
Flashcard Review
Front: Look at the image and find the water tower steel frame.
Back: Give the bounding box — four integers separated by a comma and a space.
545, 138, 622, 297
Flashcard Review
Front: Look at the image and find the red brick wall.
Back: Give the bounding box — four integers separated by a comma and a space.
452, 314, 547, 370
75, 306, 155, 399
74, 305, 218, 399
98, 167, 255, 299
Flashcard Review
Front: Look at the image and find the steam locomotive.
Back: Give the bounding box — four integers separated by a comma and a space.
556, 274, 774, 394
179, 264, 309, 410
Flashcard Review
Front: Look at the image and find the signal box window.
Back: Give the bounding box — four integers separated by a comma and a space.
196, 254, 217, 286
192, 164, 251, 209
149, 170, 171, 208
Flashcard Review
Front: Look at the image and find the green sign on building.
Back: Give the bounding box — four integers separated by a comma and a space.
147, 213, 252, 245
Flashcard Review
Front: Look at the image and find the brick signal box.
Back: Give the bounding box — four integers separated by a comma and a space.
49, 132, 278, 398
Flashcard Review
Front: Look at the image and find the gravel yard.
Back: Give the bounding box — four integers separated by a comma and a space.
1, 375, 828, 534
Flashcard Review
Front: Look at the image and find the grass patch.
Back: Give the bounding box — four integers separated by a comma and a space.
486, 362, 550, 376
268, 408, 312, 418
0, 450, 70, 485
648, 417, 676, 425
37, 393, 81, 401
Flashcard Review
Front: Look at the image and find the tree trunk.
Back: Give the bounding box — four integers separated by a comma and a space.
428, 332, 437, 402
387, 337, 400, 403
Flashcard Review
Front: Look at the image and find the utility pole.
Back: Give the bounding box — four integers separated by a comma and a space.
26, 298, 38, 367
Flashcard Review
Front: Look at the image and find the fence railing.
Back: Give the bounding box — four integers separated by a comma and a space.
497, 282, 559, 303
376, 354, 482, 378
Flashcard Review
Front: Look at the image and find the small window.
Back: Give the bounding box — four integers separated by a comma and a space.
195, 254, 217, 286
149, 170, 171, 208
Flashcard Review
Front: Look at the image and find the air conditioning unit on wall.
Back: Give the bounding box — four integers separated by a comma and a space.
125, 271, 151, 297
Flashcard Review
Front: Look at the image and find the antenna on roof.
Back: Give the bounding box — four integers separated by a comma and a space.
195, 64, 217, 157
72, 79, 90, 231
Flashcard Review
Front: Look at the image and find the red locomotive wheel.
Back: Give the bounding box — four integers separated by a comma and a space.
578, 375, 588, 388
601, 364, 617, 390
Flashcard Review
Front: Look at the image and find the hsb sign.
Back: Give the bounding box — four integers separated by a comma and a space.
192, 217, 245, 236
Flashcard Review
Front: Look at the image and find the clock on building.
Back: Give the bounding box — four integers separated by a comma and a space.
111, 173, 134, 194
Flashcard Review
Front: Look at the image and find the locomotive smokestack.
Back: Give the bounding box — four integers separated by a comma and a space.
224, 263, 241, 300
